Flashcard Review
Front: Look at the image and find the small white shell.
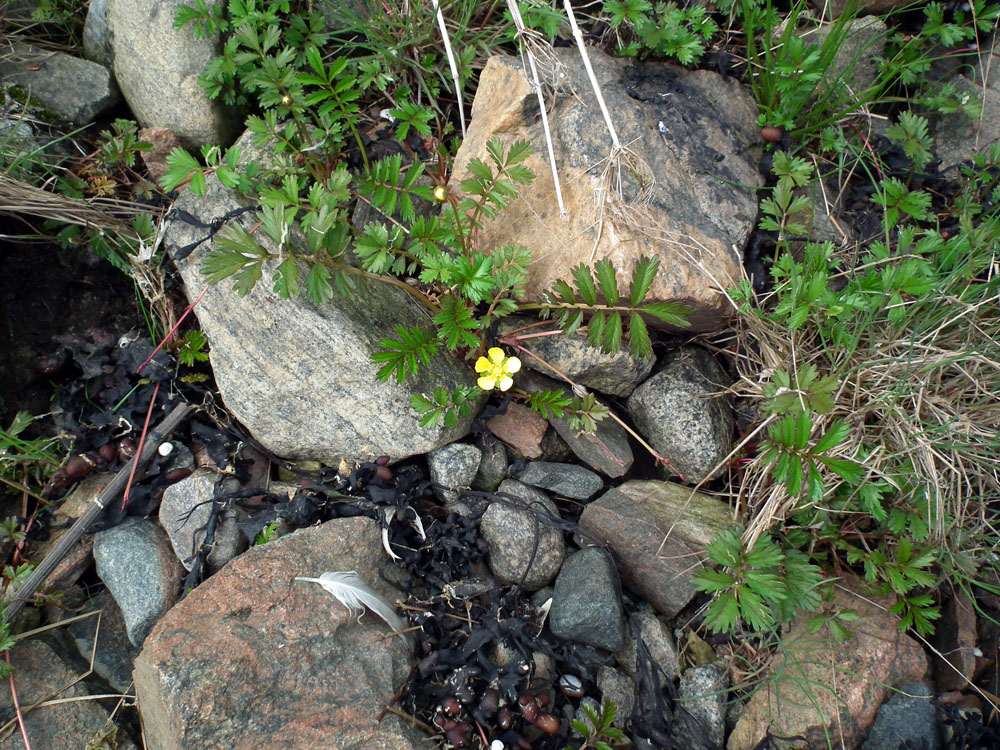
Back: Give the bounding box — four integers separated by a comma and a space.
157, 442, 174, 457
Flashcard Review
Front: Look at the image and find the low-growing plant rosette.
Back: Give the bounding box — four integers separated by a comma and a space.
475, 347, 521, 391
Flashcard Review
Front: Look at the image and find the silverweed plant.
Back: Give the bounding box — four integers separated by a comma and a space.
692, 113, 1000, 639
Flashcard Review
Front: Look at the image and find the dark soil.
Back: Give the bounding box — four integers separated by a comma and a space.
0, 232, 139, 426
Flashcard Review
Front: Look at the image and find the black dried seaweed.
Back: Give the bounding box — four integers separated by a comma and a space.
938, 700, 1000, 750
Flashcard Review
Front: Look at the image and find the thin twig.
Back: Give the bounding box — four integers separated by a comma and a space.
6, 652, 31, 750
381, 704, 438, 734
136, 284, 210, 375
562, 0, 619, 150
2, 402, 192, 623
121, 380, 161, 510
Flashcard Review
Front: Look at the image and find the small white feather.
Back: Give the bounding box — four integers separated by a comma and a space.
295, 570, 412, 647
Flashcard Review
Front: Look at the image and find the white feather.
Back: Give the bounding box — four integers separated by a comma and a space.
295, 570, 412, 647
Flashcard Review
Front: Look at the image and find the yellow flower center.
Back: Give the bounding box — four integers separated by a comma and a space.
474, 347, 521, 391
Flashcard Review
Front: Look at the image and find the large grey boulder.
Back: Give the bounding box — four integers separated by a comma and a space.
859, 682, 940, 750
449, 50, 762, 332
615, 609, 681, 686
159, 468, 248, 572
66, 589, 141, 694
427, 442, 482, 507
0, 40, 119, 123
481, 479, 566, 591
83, 0, 113, 68
549, 547, 625, 652
163, 172, 485, 467
108, 0, 239, 147
676, 664, 729, 750
516, 460, 603, 500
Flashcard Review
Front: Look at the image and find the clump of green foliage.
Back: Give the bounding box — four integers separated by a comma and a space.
3, 0, 89, 47
602, 0, 998, 144
604, 0, 718, 65
567, 700, 627, 750
0, 614, 16, 679
312, 0, 526, 121
693, 109, 1000, 639
692, 529, 825, 635
168, 0, 691, 435
1, 412, 64, 499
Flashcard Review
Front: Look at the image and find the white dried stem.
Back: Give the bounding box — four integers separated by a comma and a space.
432, 0, 467, 139
562, 0, 654, 211
506, 0, 565, 217
562, 0, 619, 150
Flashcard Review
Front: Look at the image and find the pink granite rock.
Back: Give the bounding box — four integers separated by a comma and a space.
133, 517, 424, 750
727, 575, 929, 750
487, 402, 548, 459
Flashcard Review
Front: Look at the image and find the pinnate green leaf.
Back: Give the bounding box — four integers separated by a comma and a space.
305, 264, 334, 305
629, 255, 659, 306
629, 313, 652, 359
594, 258, 619, 305
692, 568, 736, 593
640, 301, 690, 327
702, 591, 740, 634
586, 311, 606, 351
572, 264, 597, 306
433, 296, 480, 351
505, 140, 533, 165
373, 325, 439, 382
603, 311, 622, 353
273, 257, 300, 299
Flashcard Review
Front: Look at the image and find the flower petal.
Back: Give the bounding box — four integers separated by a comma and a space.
477, 375, 497, 390
504, 356, 522, 374
498, 376, 514, 391
475, 356, 491, 373
487, 347, 506, 364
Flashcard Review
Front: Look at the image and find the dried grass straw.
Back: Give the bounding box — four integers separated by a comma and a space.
719, 254, 1000, 550
561, 0, 654, 207
505, 0, 565, 217
0, 173, 152, 235
431, 0, 467, 139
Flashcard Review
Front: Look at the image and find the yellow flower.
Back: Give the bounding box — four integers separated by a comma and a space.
474, 347, 521, 391
433, 185, 447, 202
